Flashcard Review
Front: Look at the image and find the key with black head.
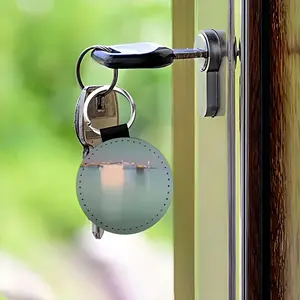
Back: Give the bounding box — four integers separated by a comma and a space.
91, 42, 208, 69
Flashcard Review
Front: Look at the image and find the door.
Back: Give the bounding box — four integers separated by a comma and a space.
172, 0, 240, 300
173, 0, 300, 299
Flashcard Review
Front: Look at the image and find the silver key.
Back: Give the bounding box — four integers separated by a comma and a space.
74, 85, 119, 153
74, 85, 119, 239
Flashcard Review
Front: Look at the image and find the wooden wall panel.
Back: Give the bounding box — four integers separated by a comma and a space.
244, 0, 300, 298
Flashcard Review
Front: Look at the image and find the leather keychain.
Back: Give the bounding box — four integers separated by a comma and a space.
76, 85, 173, 235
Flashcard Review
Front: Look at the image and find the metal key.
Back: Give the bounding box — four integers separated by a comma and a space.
74, 86, 119, 151
84, 89, 119, 146
74, 85, 119, 239
91, 42, 208, 69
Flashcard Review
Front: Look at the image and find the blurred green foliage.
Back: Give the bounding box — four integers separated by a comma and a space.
0, 0, 172, 258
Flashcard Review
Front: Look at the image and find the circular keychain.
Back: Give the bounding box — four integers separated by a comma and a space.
76, 85, 173, 235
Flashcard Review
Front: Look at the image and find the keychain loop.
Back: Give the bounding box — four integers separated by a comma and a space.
83, 85, 136, 136
75, 45, 118, 96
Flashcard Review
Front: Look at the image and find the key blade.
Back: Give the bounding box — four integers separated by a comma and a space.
173, 48, 208, 59
92, 223, 104, 239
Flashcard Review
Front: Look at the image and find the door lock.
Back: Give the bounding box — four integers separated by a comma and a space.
194, 30, 226, 117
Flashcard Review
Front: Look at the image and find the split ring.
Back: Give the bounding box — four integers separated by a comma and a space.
83, 85, 136, 136
75, 45, 118, 97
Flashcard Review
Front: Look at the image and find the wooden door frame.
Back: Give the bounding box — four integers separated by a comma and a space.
241, 0, 270, 297
241, 0, 293, 298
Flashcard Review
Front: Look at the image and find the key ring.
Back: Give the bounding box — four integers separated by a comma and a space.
83, 85, 136, 136
75, 45, 118, 97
